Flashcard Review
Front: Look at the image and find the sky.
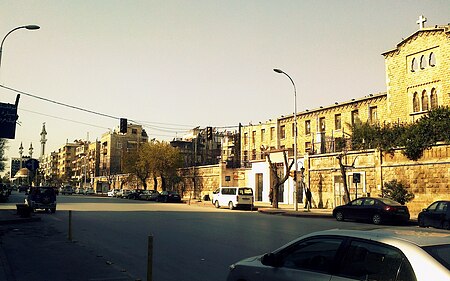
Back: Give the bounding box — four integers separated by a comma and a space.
1, 0, 449, 175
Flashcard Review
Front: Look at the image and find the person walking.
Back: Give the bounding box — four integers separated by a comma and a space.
304, 186, 312, 211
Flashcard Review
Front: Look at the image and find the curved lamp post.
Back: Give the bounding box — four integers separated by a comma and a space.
0, 25, 40, 78
274, 68, 299, 211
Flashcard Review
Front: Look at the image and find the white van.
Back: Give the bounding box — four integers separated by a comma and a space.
212, 187, 254, 210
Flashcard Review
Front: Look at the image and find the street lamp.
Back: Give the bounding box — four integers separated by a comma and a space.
274, 68, 299, 211
0, 25, 40, 79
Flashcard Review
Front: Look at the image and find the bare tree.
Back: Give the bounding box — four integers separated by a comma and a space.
336, 153, 358, 203
261, 146, 294, 209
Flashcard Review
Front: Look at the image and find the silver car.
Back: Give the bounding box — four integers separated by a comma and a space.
227, 228, 450, 281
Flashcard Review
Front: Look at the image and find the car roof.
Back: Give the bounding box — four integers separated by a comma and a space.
304, 227, 450, 247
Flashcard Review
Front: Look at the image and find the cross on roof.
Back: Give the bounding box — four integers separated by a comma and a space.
416, 15, 427, 30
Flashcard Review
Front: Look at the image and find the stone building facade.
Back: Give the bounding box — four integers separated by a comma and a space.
236, 19, 449, 210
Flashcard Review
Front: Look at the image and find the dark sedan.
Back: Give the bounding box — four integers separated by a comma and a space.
418, 201, 450, 230
333, 197, 410, 225
156, 191, 181, 203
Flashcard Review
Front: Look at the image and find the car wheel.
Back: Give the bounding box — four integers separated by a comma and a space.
228, 202, 234, 210
335, 211, 344, 221
442, 221, 450, 230
418, 216, 426, 227
372, 214, 382, 225
214, 201, 220, 208
51, 208, 56, 214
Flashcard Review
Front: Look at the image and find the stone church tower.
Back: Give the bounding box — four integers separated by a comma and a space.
382, 16, 450, 123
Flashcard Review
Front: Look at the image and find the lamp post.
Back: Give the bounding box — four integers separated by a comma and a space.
274, 68, 299, 211
0, 25, 40, 79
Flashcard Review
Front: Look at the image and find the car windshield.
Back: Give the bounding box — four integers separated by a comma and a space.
238, 188, 253, 195
378, 198, 402, 206
422, 244, 450, 270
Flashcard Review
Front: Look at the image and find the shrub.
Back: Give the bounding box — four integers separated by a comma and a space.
382, 179, 414, 205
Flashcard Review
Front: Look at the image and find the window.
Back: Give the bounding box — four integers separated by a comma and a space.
335, 114, 342, 130
305, 120, 311, 135
422, 90, 429, 111
280, 125, 286, 139
252, 131, 256, 144
319, 117, 326, 132
351, 110, 359, 126
413, 92, 420, 112
351, 198, 364, 206
369, 106, 378, 123
305, 142, 311, 152
338, 240, 416, 281
430, 88, 438, 109
420, 55, 427, 69
411, 57, 418, 72
429, 52, 436, 67
132, 129, 137, 134
244, 133, 248, 146
261, 129, 265, 142
251, 149, 256, 160
278, 237, 344, 273
270, 127, 275, 140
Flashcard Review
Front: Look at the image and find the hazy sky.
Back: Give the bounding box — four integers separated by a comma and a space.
1, 0, 449, 174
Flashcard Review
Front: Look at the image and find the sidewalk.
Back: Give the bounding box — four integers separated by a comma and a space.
0, 208, 135, 281
186, 199, 334, 218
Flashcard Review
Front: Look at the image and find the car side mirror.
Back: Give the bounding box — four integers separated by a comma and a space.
422, 208, 427, 212
261, 253, 279, 267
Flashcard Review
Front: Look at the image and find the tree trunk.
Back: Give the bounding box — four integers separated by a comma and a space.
337, 154, 351, 203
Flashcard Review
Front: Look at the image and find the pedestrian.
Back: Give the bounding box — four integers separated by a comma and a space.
305, 187, 312, 210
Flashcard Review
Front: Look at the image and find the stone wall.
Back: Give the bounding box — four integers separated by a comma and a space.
307, 144, 450, 216
177, 163, 248, 200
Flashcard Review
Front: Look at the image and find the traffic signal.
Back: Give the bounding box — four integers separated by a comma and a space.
119, 118, 127, 134
206, 126, 213, 140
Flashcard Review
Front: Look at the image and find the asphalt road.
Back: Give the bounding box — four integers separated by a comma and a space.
3, 192, 406, 281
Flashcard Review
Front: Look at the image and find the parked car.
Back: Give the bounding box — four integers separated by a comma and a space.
25, 186, 57, 213
107, 189, 120, 197
212, 187, 254, 210
227, 228, 450, 281
156, 191, 181, 203
139, 190, 160, 201
332, 197, 410, 225
75, 187, 85, 195
120, 189, 133, 198
84, 188, 95, 195
61, 185, 74, 195
418, 200, 450, 230
127, 189, 144, 200
18, 185, 29, 193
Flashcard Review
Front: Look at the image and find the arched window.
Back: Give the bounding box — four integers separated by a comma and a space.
421, 90, 429, 111
429, 52, 436, 67
413, 92, 420, 112
430, 88, 438, 109
411, 58, 418, 72
420, 55, 427, 69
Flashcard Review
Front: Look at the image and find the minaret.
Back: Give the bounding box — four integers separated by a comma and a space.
40, 123, 47, 161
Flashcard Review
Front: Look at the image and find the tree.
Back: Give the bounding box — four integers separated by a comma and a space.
382, 179, 414, 205
261, 146, 294, 209
122, 141, 182, 191
336, 153, 358, 204
350, 107, 450, 161
123, 143, 153, 190
151, 141, 182, 191
0, 138, 7, 173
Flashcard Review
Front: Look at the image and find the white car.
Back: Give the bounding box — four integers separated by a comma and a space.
107, 189, 120, 197
227, 227, 450, 281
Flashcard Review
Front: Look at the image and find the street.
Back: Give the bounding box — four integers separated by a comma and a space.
2, 192, 409, 281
